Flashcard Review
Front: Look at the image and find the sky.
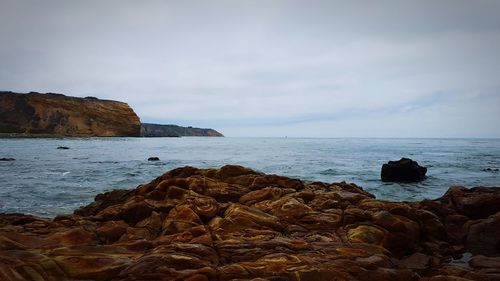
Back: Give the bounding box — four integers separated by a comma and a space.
1, 0, 500, 137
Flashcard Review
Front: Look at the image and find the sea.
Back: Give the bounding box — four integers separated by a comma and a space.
1, 137, 499, 217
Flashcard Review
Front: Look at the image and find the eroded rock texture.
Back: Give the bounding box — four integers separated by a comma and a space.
0, 91, 141, 137
1, 165, 499, 281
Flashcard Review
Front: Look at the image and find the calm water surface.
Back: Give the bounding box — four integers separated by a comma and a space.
1, 137, 499, 217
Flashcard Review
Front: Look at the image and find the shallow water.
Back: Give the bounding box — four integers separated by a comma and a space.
1, 137, 499, 217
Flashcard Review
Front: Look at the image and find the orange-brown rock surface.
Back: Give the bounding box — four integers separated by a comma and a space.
0, 91, 141, 137
1, 165, 499, 281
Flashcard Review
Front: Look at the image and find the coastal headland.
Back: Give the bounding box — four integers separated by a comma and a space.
0, 165, 499, 280
0, 91, 223, 137
141, 123, 223, 137
0, 91, 141, 137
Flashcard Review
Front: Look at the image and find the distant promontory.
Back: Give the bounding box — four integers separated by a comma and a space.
141, 123, 223, 137
0, 91, 223, 137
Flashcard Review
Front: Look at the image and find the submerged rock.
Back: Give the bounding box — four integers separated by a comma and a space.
483, 168, 499, 172
381, 157, 427, 182
57, 146, 70, 150
0, 165, 499, 281
147, 156, 160, 161
0, 157, 15, 161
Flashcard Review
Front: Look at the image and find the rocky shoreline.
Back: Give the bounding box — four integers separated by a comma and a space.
0, 165, 499, 281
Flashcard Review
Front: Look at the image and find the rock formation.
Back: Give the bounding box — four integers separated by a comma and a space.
0, 157, 15, 161
0, 91, 141, 137
141, 123, 224, 137
0, 165, 499, 281
381, 157, 427, 182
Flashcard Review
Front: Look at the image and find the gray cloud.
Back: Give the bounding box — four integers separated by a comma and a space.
1, 0, 499, 137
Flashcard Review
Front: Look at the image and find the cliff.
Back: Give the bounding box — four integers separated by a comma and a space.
141, 122, 223, 137
0, 91, 141, 137
0, 165, 499, 280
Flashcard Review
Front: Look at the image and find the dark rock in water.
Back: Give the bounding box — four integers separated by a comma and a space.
148, 157, 160, 161
0, 157, 15, 161
483, 168, 499, 172
57, 146, 70, 150
381, 157, 427, 182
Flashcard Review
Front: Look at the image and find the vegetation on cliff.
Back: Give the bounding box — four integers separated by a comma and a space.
141, 123, 223, 137
0, 91, 141, 137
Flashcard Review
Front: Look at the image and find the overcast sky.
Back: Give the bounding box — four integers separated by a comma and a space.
1, 0, 499, 137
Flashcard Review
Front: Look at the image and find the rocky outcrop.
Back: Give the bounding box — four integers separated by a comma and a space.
416, 186, 500, 257
381, 157, 427, 182
0, 91, 141, 137
141, 123, 224, 137
0, 157, 15, 161
0, 165, 499, 281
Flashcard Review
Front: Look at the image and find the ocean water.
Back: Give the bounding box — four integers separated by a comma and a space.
1, 137, 499, 217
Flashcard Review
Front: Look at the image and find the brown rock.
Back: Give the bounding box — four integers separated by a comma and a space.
1, 165, 500, 280
438, 186, 500, 219
399, 252, 431, 270
444, 214, 470, 244
96, 220, 128, 243
347, 225, 387, 245
187, 196, 220, 219
466, 212, 500, 256
372, 211, 420, 255
48, 227, 96, 246
75, 189, 130, 216
239, 187, 294, 205
52, 254, 130, 280
356, 254, 391, 269
162, 205, 203, 235
0, 91, 141, 137
214, 165, 258, 179
136, 211, 162, 237
188, 176, 250, 202
418, 209, 448, 240
469, 255, 500, 271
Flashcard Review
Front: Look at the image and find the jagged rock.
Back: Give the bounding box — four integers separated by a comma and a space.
96, 220, 129, 243
440, 186, 500, 219
0, 165, 499, 281
381, 157, 427, 182
466, 212, 500, 256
